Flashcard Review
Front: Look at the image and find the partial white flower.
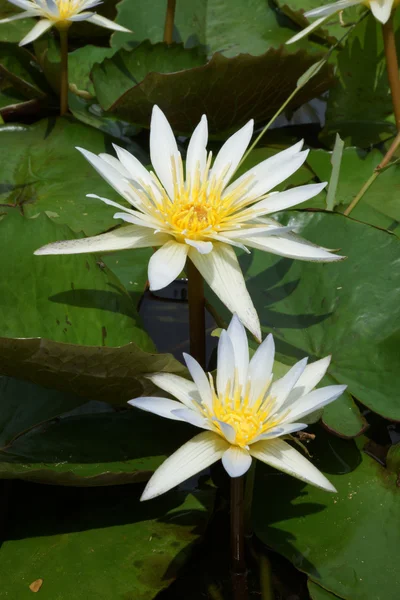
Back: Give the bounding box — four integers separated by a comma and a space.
287, 0, 396, 44
0, 0, 131, 46
35, 106, 343, 341
128, 315, 346, 501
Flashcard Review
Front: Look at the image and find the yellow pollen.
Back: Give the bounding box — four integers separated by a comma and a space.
45, 0, 83, 21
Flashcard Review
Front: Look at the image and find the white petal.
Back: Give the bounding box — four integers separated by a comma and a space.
145, 373, 200, 408
112, 144, 161, 199
210, 120, 254, 189
19, 18, 53, 46
128, 396, 186, 421
369, 0, 394, 23
286, 16, 330, 44
284, 385, 347, 423
185, 239, 213, 254
0, 10, 36, 24
86, 193, 136, 215
222, 446, 252, 477
141, 431, 229, 500
77, 147, 139, 206
284, 356, 331, 407
305, 0, 362, 18
98, 153, 131, 178
67, 11, 94, 21
113, 211, 161, 229
270, 357, 308, 412
7, 0, 36, 10
150, 105, 181, 199
250, 182, 327, 216
250, 438, 336, 492
34, 226, 170, 255
215, 420, 237, 444
248, 334, 275, 404
242, 231, 345, 262
188, 243, 261, 342
253, 423, 308, 442
227, 314, 249, 388
148, 241, 188, 291
86, 13, 132, 31
172, 408, 211, 429
224, 140, 304, 199
216, 330, 235, 398
183, 353, 213, 408
186, 115, 208, 185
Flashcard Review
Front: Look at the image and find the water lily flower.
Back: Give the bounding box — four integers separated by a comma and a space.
0, 0, 131, 46
129, 315, 346, 500
287, 0, 395, 44
35, 106, 343, 341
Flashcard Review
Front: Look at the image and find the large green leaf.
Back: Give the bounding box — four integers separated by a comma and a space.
321, 14, 400, 147
0, 42, 49, 105
308, 147, 400, 228
0, 0, 32, 43
308, 581, 343, 600
112, 0, 326, 55
0, 117, 138, 236
0, 480, 213, 597
0, 211, 152, 350
92, 41, 334, 135
253, 433, 400, 600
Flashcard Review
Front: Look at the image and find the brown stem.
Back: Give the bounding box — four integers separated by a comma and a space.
382, 15, 400, 130
163, 0, 176, 44
231, 476, 248, 600
187, 259, 206, 368
59, 27, 69, 116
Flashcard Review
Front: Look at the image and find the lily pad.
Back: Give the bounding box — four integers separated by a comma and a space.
92, 41, 334, 135
253, 433, 400, 600
308, 580, 343, 600
0, 0, 32, 43
0, 479, 213, 598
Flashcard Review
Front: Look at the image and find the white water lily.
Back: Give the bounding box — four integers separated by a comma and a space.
35, 105, 343, 341
0, 0, 131, 46
129, 315, 346, 501
287, 0, 398, 44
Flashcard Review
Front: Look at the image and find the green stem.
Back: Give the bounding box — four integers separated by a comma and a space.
231, 476, 248, 600
187, 259, 206, 368
163, 0, 176, 44
59, 27, 69, 116
243, 461, 256, 537
382, 14, 400, 130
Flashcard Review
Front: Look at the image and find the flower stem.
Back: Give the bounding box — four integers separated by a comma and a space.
59, 27, 69, 116
163, 0, 176, 44
187, 259, 206, 368
382, 15, 400, 130
243, 462, 256, 537
231, 476, 248, 600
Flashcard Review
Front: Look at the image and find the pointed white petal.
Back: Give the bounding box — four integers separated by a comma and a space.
7, 0, 36, 9
0, 10, 36, 24
141, 431, 229, 500
253, 422, 308, 442
148, 241, 188, 291
172, 408, 211, 429
67, 11, 94, 21
186, 115, 208, 185
150, 105, 181, 199
112, 144, 161, 199
242, 231, 345, 262
305, 0, 362, 18
284, 384, 347, 423
270, 357, 308, 412
145, 373, 200, 409
210, 120, 254, 189
128, 396, 186, 421
34, 226, 170, 255
286, 16, 329, 44
188, 243, 261, 342
369, 0, 394, 23
250, 438, 336, 492
86, 193, 136, 215
185, 239, 213, 254
86, 13, 132, 31
216, 330, 235, 398
224, 141, 304, 199
113, 212, 160, 229
99, 153, 131, 178
183, 353, 213, 408
19, 18, 53, 46
284, 356, 332, 407
215, 420, 237, 444
248, 334, 275, 404
227, 314, 249, 388
251, 182, 327, 216
222, 446, 252, 477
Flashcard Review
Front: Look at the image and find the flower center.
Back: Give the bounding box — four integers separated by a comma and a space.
217, 406, 264, 447
166, 201, 220, 237
47, 0, 82, 21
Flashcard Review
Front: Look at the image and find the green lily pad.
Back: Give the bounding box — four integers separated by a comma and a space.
253, 433, 400, 600
321, 14, 400, 147
0, 0, 32, 43
0, 480, 213, 598
92, 41, 334, 135
0, 117, 140, 236
0, 211, 152, 350
308, 580, 343, 600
